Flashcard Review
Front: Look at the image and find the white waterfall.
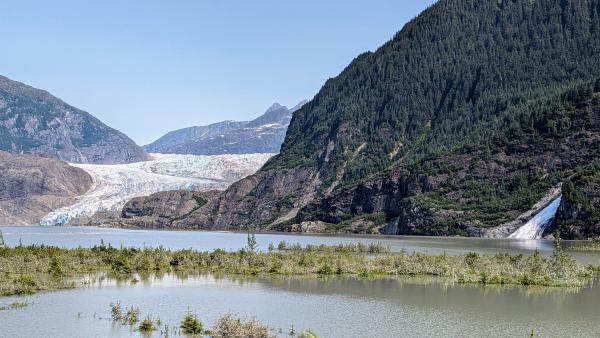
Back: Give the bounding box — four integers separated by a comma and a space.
508, 196, 562, 240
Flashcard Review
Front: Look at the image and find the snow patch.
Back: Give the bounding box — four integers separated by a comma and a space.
40, 153, 273, 225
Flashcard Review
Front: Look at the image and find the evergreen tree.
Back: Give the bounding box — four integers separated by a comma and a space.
180, 311, 203, 335
246, 232, 258, 252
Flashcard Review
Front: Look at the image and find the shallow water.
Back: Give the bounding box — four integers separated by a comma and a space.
2, 226, 600, 264
1, 273, 599, 338
2, 226, 600, 337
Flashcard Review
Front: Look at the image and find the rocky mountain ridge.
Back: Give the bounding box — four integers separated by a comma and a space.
0, 75, 149, 164
144, 100, 307, 155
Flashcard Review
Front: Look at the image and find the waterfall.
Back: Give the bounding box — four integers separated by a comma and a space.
508, 196, 562, 240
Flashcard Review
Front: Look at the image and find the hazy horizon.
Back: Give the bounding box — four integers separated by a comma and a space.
0, 0, 435, 145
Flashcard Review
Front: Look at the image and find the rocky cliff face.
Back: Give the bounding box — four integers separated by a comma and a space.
554, 163, 600, 239
91, 190, 219, 229
0, 151, 93, 225
144, 101, 307, 155
0, 75, 149, 164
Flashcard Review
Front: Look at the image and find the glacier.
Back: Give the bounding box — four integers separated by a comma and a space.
40, 153, 273, 225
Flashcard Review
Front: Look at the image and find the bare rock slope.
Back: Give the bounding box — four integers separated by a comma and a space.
0, 151, 92, 225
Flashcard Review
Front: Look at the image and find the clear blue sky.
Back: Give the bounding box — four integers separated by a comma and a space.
0, 0, 436, 145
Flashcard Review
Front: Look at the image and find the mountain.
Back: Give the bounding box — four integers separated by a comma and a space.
107, 0, 600, 239
0, 151, 93, 225
143, 100, 307, 155
0, 75, 149, 164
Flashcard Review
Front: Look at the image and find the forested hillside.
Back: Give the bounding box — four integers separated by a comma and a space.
271, 0, 600, 185
128, 0, 600, 238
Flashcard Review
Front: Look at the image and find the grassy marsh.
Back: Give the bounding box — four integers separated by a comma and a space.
0, 239, 594, 297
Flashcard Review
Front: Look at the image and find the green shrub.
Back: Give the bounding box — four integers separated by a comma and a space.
138, 316, 157, 334
49, 256, 63, 279
13, 275, 39, 295
180, 311, 203, 335
110, 302, 123, 321
298, 330, 318, 338
111, 252, 132, 275
211, 313, 273, 338
123, 306, 140, 325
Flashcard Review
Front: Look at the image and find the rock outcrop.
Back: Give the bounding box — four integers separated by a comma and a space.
79, 190, 218, 229
0, 75, 149, 164
0, 151, 92, 225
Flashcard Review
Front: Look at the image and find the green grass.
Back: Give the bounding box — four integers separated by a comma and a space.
0, 241, 593, 297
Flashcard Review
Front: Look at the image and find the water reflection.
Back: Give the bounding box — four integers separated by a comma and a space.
2, 272, 600, 337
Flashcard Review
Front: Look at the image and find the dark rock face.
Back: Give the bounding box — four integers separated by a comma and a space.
554, 168, 600, 239
0, 75, 149, 164
143, 101, 307, 155
84, 190, 219, 229
122, 190, 210, 219
0, 151, 93, 224
166, 167, 322, 230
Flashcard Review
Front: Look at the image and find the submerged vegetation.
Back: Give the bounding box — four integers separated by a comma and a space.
138, 315, 159, 334
109, 303, 309, 338
569, 238, 600, 252
0, 238, 594, 297
0, 300, 29, 311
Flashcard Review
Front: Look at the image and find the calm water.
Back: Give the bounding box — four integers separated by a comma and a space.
2, 226, 600, 264
2, 226, 600, 337
1, 273, 599, 338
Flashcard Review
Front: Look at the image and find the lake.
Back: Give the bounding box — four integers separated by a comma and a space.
1, 273, 599, 337
1, 226, 600, 337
